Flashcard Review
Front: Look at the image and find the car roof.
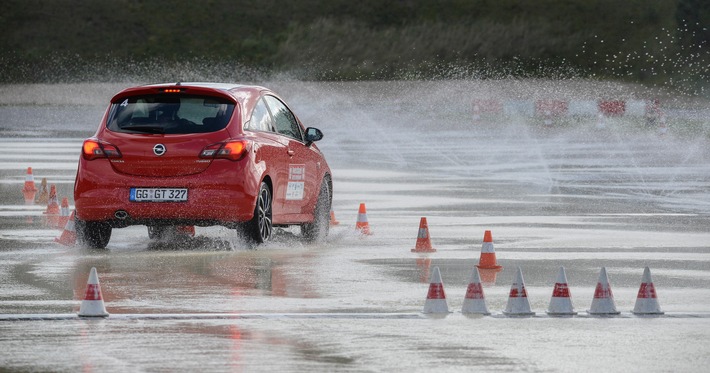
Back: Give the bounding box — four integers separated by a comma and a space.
112, 82, 270, 104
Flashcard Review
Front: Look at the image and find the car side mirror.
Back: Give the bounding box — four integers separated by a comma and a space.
304, 127, 323, 145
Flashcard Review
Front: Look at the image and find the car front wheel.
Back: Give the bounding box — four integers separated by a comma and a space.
302, 178, 331, 242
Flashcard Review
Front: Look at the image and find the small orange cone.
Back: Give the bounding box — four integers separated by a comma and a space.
56, 197, 71, 229
329, 209, 340, 226
78, 267, 109, 317
633, 267, 663, 315
44, 184, 60, 228
22, 167, 38, 204
355, 203, 371, 235
36, 178, 49, 205
588, 267, 620, 316
476, 230, 502, 270
422, 266, 449, 314
411, 217, 436, 253
54, 211, 77, 246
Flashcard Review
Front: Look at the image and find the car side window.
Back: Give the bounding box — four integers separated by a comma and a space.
264, 95, 303, 141
246, 98, 273, 132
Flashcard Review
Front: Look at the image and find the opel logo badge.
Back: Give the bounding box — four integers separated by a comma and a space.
153, 144, 166, 156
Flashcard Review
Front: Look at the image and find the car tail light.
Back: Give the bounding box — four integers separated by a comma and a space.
82, 139, 122, 160
200, 140, 249, 161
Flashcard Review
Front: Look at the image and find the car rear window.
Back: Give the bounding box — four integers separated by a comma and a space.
106, 94, 235, 134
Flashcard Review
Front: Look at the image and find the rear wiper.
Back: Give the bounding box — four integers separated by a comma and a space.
120, 124, 166, 134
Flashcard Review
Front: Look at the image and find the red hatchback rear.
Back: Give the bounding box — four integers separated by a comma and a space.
74, 82, 332, 248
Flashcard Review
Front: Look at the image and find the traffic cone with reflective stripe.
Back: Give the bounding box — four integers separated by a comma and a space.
78, 267, 109, 317
588, 267, 620, 316
503, 267, 535, 316
476, 230, 502, 270
411, 217, 436, 253
22, 167, 38, 204
633, 267, 663, 315
56, 197, 71, 229
462, 267, 490, 315
423, 266, 449, 314
329, 209, 340, 226
176, 225, 195, 237
36, 178, 49, 205
355, 203, 371, 235
54, 211, 77, 246
44, 184, 60, 228
547, 267, 577, 316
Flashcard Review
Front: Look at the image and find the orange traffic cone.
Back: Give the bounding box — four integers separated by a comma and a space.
56, 197, 71, 229
355, 203, 371, 235
633, 267, 663, 315
476, 230, 502, 270
422, 266, 449, 314
22, 167, 38, 204
329, 209, 340, 226
411, 217, 436, 253
78, 267, 109, 317
462, 267, 490, 315
44, 184, 60, 228
55, 211, 77, 246
36, 178, 49, 205
588, 267, 620, 316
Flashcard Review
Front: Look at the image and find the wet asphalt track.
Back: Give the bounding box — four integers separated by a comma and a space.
1, 81, 710, 372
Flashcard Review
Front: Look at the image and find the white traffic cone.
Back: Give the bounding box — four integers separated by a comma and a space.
462, 267, 490, 315
588, 267, 620, 316
422, 266, 449, 314
78, 267, 109, 317
547, 267, 577, 316
503, 267, 535, 316
633, 267, 664, 315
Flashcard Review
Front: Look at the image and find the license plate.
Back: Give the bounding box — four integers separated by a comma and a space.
129, 188, 188, 202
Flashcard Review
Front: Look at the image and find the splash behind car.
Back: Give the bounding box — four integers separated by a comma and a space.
74, 82, 332, 248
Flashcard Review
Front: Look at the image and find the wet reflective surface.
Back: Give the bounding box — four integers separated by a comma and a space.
1, 81, 710, 371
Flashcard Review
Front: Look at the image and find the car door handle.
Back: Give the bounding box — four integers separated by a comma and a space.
287, 150, 295, 156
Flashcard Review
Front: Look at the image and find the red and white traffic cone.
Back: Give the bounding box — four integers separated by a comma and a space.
355, 203, 372, 235
503, 267, 534, 316
462, 267, 490, 315
56, 197, 71, 229
43, 184, 60, 228
422, 266, 449, 314
633, 267, 664, 315
411, 217, 436, 253
476, 230, 502, 270
329, 209, 340, 226
547, 267, 577, 316
22, 167, 38, 204
176, 225, 195, 237
54, 211, 77, 246
588, 267, 620, 316
78, 267, 109, 317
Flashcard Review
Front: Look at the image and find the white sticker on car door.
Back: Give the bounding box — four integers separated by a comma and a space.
286, 164, 305, 200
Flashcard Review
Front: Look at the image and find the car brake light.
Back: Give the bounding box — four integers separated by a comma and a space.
82, 139, 122, 160
200, 140, 248, 161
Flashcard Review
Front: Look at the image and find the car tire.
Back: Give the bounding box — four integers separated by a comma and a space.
242, 182, 273, 244
76, 219, 112, 249
302, 178, 331, 242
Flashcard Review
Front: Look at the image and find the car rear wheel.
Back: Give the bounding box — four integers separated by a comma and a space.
76, 219, 111, 249
242, 182, 272, 244
302, 178, 331, 242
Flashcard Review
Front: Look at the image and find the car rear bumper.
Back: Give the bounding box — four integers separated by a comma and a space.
74, 158, 259, 226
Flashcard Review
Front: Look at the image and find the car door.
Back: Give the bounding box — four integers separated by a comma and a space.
263, 95, 318, 219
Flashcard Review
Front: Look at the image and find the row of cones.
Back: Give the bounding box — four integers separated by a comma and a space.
424, 266, 663, 316
22, 167, 73, 228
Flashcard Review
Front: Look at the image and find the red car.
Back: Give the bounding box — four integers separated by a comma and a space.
74, 82, 332, 248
